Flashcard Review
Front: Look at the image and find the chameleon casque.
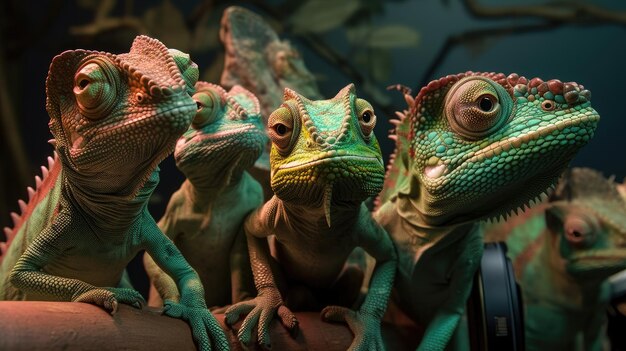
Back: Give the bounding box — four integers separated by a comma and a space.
0, 36, 229, 351
143, 81, 266, 308
484, 168, 626, 351
224, 84, 397, 351
374, 72, 600, 350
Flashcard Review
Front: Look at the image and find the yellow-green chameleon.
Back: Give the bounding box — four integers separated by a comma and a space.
374, 72, 599, 350
0, 36, 228, 351
143, 82, 267, 308
224, 84, 396, 351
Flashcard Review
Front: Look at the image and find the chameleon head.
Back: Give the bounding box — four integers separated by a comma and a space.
45, 35, 198, 197
268, 84, 385, 214
174, 82, 267, 187
544, 168, 626, 281
404, 72, 599, 224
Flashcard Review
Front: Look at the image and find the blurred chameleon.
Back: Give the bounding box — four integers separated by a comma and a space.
484, 168, 626, 351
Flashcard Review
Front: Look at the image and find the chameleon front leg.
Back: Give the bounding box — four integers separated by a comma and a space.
141, 213, 228, 351
9, 211, 144, 312
224, 205, 298, 349
144, 252, 180, 305
417, 230, 483, 351
322, 207, 397, 351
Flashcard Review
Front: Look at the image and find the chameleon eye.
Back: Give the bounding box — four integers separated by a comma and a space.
563, 215, 598, 247
191, 90, 221, 128
445, 77, 512, 140
355, 98, 376, 139
268, 104, 299, 155
73, 58, 119, 120
541, 100, 556, 111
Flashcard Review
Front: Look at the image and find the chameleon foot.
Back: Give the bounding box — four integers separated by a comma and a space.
73, 287, 145, 314
321, 305, 385, 351
163, 300, 229, 351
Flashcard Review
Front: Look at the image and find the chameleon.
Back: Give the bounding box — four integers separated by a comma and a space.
373, 71, 600, 350
483, 167, 626, 351
224, 84, 397, 351
0, 36, 228, 351
219, 5, 322, 121
219, 5, 323, 199
143, 81, 266, 308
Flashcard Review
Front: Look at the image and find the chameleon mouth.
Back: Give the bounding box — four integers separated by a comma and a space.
422, 112, 599, 180
185, 124, 260, 144
278, 155, 382, 171
72, 102, 196, 151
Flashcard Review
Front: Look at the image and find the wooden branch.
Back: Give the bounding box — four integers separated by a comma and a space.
0, 301, 418, 350
0, 301, 356, 350
464, 0, 626, 24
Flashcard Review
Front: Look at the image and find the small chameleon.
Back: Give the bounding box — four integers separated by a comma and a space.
0, 36, 228, 351
143, 82, 267, 308
224, 84, 396, 351
374, 72, 599, 350
484, 168, 626, 351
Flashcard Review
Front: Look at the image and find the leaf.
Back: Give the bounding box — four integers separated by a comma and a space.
355, 49, 392, 82
366, 25, 420, 48
143, 0, 191, 51
290, 0, 360, 34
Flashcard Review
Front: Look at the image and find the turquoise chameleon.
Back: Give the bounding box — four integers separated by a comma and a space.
374, 72, 599, 350
143, 82, 267, 308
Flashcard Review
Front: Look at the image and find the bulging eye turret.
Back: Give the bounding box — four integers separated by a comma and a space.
268, 104, 300, 155
192, 90, 222, 128
445, 77, 513, 140
73, 58, 119, 120
355, 98, 376, 140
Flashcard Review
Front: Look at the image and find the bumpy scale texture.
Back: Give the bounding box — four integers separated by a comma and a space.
374, 71, 599, 350
485, 168, 626, 351
0, 36, 228, 351
144, 82, 267, 308
224, 84, 397, 351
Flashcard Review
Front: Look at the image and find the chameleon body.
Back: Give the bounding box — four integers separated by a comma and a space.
484, 168, 626, 351
144, 82, 266, 308
0, 36, 228, 351
224, 84, 397, 351
374, 72, 599, 350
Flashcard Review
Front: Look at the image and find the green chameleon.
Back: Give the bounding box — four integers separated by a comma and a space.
374, 72, 599, 350
143, 82, 266, 308
0, 36, 228, 351
484, 167, 626, 351
224, 84, 397, 351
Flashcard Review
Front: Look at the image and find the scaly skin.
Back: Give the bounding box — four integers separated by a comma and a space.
484, 168, 626, 351
0, 36, 228, 351
143, 82, 266, 308
224, 84, 396, 351
374, 72, 599, 350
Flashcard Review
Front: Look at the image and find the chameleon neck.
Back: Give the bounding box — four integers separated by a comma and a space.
182, 170, 247, 208
63, 167, 160, 235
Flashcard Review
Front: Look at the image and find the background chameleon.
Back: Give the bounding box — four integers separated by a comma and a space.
0, 36, 228, 351
374, 71, 600, 350
219, 6, 323, 199
484, 167, 626, 351
224, 84, 397, 351
143, 81, 266, 308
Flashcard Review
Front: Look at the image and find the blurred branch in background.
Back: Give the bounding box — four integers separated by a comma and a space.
419, 0, 626, 90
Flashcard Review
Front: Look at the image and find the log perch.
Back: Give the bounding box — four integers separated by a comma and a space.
0, 301, 418, 350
